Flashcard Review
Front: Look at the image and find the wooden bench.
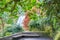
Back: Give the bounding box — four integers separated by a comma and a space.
0, 32, 53, 40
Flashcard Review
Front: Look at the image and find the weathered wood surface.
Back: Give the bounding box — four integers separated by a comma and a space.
0, 32, 53, 40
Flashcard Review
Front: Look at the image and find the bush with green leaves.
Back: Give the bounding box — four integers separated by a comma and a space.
54, 32, 60, 40
4, 24, 24, 36
0, 0, 60, 40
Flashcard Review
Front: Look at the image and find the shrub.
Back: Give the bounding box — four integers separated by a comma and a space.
54, 32, 60, 40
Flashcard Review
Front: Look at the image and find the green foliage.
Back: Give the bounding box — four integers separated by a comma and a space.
54, 32, 60, 40
19, 0, 36, 11
0, 0, 25, 37
0, 0, 60, 40
4, 25, 24, 36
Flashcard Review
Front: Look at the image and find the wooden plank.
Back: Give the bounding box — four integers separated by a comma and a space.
0, 32, 53, 40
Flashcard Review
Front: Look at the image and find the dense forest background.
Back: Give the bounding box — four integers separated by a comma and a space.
0, 0, 60, 40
